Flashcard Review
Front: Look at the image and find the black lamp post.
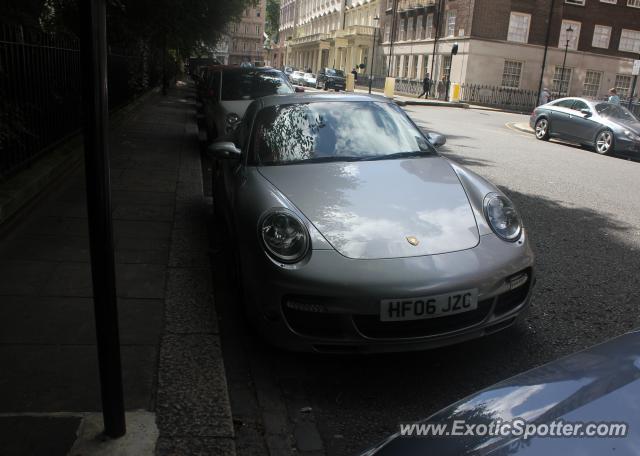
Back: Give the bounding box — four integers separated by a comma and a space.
559, 24, 573, 97
369, 15, 380, 94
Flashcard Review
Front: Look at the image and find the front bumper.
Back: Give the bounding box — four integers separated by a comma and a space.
240, 233, 535, 353
615, 135, 640, 155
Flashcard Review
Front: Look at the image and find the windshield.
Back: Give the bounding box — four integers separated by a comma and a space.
595, 103, 638, 122
252, 101, 434, 165
221, 71, 293, 100
326, 69, 345, 77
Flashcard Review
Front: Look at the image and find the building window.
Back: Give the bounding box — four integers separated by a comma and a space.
256, 25, 261, 35
395, 56, 401, 77
442, 55, 452, 81
416, 15, 424, 40
384, 23, 391, 42
600, 0, 617, 3
445, 11, 456, 37
425, 14, 434, 39
402, 55, 410, 78
407, 17, 414, 41
619, 29, 640, 52
507, 12, 531, 43
399, 18, 406, 41
565, 0, 585, 4
559, 20, 581, 50
628, 0, 640, 7
582, 70, 602, 97
501, 60, 522, 88
552, 66, 572, 95
615, 74, 633, 97
592, 25, 611, 48
423, 55, 430, 79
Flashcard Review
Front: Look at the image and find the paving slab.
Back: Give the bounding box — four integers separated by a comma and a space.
0, 415, 81, 456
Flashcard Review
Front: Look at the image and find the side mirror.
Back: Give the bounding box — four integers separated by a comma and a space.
580, 108, 592, 117
295, 86, 305, 93
427, 132, 447, 148
207, 141, 241, 160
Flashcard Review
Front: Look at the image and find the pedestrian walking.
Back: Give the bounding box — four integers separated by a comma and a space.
437, 79, 445, 99
608, 88, 620, 104
539, 87, 551, 105
351, 67, 358, 81
418, 74, 431, 99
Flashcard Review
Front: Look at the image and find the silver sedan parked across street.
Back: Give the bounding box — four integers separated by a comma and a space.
209, 93, 535, 353
530, 97, 640, 157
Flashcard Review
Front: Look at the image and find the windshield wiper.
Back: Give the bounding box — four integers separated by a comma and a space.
356, 150, 433, 161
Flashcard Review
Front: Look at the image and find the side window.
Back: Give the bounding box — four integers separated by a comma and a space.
571, 100, 588, 112
208, 71, 221, 99
235, 102, 259, 150
554, 99, 575, 109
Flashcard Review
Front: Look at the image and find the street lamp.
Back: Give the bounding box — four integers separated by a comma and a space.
369, 15, 380, 94
559, 24, 573, 97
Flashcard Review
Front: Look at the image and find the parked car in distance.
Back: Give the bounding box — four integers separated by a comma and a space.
531, 97, 640, 157
201, 67, 294, 142
208, 93, 534, 353
303, 73, 316, 87
316, 68, 346, 91
289, 70, 306, 86
362, 329, 640, 455
283, 66, 294, 78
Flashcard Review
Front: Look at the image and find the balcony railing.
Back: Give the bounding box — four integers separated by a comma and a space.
398, 0, 437, 11
289, 33, 330, 45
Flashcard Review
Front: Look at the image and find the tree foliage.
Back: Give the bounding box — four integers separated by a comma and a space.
265, 0, 280, 41
7, 0, 257, 55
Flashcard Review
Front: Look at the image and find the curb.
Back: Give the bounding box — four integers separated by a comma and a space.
508, 122, 534, 134
0, 88, 159, 230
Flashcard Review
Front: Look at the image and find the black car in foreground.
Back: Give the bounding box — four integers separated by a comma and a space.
316, 67, 346, 91
362, 330, 640, 455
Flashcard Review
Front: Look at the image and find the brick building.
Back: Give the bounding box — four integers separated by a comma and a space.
228, 0, 267, 66
381, 0, 640, 98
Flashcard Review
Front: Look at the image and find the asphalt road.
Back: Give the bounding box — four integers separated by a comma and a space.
211, 105, 640, 456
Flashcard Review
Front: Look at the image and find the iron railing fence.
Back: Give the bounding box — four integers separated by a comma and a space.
354, 75, 386, 91
458, 83, 538, 112
0, 23, 163, 179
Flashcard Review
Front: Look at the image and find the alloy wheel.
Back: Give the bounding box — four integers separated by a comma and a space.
535, 119, 548, 140
595, 130, 613, 155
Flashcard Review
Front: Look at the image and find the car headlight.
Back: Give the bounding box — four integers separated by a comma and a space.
483, 193, 522, 242
260, 210, 310, 263
624, 130, 640, 141
226, 112, 240, 126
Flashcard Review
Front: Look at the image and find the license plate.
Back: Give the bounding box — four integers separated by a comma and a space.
380, 290, 478, 322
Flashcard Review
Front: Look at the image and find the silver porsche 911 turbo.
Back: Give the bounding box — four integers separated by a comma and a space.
209, 93, 534, 353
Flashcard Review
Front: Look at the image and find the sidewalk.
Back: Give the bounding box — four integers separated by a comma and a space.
352, 86, 470, 108
0, 81, 234, 455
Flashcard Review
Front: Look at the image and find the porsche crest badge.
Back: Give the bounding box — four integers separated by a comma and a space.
406, 236, 420, 246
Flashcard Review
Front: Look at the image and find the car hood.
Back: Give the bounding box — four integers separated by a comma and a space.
610, 118, 640, 134
363, 330, 640, 456
258, 157, 480, 260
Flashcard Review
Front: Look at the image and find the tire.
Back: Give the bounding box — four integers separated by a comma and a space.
594, 129, 614, 155
534, 117, 550, 141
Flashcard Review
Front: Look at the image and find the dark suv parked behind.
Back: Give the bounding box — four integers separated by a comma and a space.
316, 68, 346, 91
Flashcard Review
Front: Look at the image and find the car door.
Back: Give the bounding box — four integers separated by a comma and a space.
222, 101, 259, 218
566, 100, 600, 143
202, 70, 221, 139
549, 99, 576, 138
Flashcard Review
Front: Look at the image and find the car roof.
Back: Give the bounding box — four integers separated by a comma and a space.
256, 92, 389, 108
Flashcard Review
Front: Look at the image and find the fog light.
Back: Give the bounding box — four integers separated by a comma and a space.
508, 273, 529, 290
285, 300, 327, 313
